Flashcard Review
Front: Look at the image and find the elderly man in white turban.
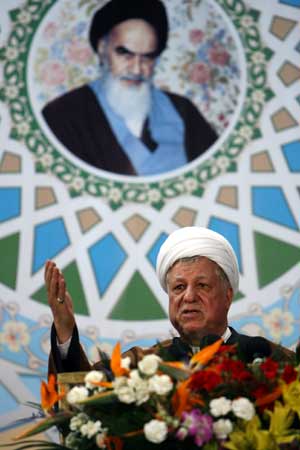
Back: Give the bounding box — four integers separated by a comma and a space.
45, 227, 294, 374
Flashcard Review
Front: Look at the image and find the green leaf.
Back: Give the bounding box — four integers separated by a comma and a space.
158, 362, 189, 381
14, 412, 73, 439
79, 391, 117, 406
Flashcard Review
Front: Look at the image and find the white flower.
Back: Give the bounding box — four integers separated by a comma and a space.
128, 370, 150, 405
138, 354, 161, 376
240, 15, 254, 28
17, 10, 32, 24
239, 125, 253, 140
70, 413, 89, 431
210, 397, 232, 417
80, 420, 102, 438
16, 122, 30, 136
5, 85, 19, 99
148, 374, 173, 396
40, 153, 54, 167
251, 89, 265, 103
71, 176, 84, 191
232, 397, 255, 420
85, 370, 104, 389
251, 51, 265, 65
67, 386, 89, 404
148, 189, 161, 202
213, 418, 233, 439
96, 431, 107, 448
108, 187, 122, 202
6, 47, 18, 60
216, 156, 230, 171
115, 385, 136, 404
144, 419, 168, 443
263, 308, 294, 340
184, 177, 198, 193
121, 356, 131, 370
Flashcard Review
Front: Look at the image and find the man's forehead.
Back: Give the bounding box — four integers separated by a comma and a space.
108, 19, 158, 46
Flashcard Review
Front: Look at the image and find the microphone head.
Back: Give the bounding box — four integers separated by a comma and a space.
238, 336, 271, 362
200, 334, 221, 348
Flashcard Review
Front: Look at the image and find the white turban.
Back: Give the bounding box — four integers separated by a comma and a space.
156, 227, 239, 294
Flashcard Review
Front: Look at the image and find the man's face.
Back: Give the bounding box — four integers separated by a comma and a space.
167, 257, 233, 344
98, 19, 158, 87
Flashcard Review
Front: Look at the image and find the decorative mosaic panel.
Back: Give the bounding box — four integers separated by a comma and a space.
0, 0, 299, 438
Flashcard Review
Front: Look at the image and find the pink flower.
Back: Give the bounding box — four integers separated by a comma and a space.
39, 60, 66, 86
209, 45, 230, 66
66, 39, 93, 64
43, 22, 58, 40
188, 62, 211, 84
189, 29, 204, 44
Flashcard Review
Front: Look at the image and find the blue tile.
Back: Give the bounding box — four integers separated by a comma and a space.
32, 218, 70, 273
147, 232, 168, 268
252, 186, 298, 230
208, 218, 243, 273
279, 0, 300, 6
0, 187, 21, 222
282, 140, 300, 172
89, 233, 127, 295
0, 384, 18, 414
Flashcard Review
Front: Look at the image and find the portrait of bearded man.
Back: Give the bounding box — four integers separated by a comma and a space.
42, 0, 218, 176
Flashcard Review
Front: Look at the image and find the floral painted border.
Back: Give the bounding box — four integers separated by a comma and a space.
0, 0, 274, 209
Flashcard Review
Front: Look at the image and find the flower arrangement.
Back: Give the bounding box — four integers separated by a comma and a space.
4, 339, 300, 450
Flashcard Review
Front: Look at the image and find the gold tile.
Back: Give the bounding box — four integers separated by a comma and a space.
76, 208, 102, 233
123, 214, 150, 241
172, 207, 197, 226
216, 186, 238, 208
270, 16, 297, 40
271, 108, 298, 131
35, 187, 57, 209
0, 152, 21, 173
278, 62, 300, 86
251, 151, 274, 172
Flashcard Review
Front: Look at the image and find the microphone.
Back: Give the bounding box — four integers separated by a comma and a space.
199, 334, 221, 348
237, 337, 271, 362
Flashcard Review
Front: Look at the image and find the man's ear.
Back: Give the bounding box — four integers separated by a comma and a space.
226, 287, 233, 311
97, 39, 106, 60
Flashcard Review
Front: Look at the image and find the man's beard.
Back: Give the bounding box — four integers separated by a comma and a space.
101, 64, 152, 124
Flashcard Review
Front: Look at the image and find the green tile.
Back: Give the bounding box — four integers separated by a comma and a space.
0, 232, 19, 288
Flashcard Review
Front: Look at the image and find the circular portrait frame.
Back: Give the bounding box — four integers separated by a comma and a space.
0, 0, 274, 209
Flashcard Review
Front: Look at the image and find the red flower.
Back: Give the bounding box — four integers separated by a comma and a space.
218, 359, 251, 381
189, 29, 204, 44
252, 383, 269, 401
209, 44, 230, 66
188, 62, 211, 84
260, 358, 279, 379
281, 365, 297, 384
189, 370, 222, 391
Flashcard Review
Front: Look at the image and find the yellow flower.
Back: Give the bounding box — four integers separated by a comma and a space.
266, 401, 296, 443
223, 416, 277, 450
282, 380, 300, 418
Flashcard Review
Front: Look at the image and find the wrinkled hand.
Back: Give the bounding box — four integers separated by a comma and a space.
45, 260, 76, 344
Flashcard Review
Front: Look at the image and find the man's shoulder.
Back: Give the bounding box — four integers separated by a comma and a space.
160, 89, 197, 110
42, 84, 95, 114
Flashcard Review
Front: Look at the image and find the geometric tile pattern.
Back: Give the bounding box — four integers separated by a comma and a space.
76, 207, 102, 233
277, 61, 300, 86
270, 16, 297, 40
0, 151, 22, 173
88, 233, 127, 296
147, 232, 168, 269
123, 214, 150, 241
250, 151, 274, 172
252, 187, 298, 230
35, 186, 57, 209
208, 217, 243, 273
216, 186, 238, 208
32, 218, 70, 273
172, 207, 198, 226
0, 187, 21, 222
108, 272, 167, 320
271, 107, 298, 131
282, 140, 300, 171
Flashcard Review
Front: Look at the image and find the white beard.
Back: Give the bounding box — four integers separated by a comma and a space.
102, 70, 152, 130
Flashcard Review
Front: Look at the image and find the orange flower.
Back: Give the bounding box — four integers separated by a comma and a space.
171, 379, 191, 417
255, 385, 282, 407
110, 342, 129, 377
104, 435, 124, 450
190, 338, 223, 367
40, 374, 65, 412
